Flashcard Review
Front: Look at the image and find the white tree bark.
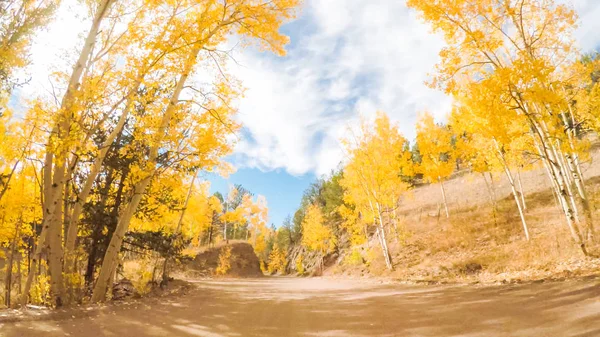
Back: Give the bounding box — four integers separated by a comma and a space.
176, 171, 198, 234
516, 170, 527, 211
531, 120, 587, 255
494, 140, 530, 241
91, 46, 201, 303
438, 177, 450, 218
20, 0, 115, 307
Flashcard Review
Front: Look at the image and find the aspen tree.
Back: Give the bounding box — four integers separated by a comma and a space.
301, 204, 336, 273
340, 112, 413, 270
407, 0, 593, 254
451, 86, 533, 241
415, 113, 453, 219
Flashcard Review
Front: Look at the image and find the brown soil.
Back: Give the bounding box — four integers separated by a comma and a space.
182, 242, 263, 278
2, 277, 600, 336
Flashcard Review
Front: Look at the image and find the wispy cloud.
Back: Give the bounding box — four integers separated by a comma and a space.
17, 0, 600, 177
229, 0, 451, 176
229, 0, 600, 177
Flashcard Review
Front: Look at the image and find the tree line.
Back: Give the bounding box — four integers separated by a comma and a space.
275, 0, 600, 275
0, 0, 299, 308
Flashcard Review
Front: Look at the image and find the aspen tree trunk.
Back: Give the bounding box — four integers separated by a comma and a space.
20, 0, 115, 307
5, 246, 14, 307
0, 159, 19, 203
438, 177, 449, 218
63, 121, 127, 299
517, 99, 584, 250
536, 140, 561, 209
530, 118, 587, 255
376, 227, 393, 271
17, 253, 22, 296
4, 216, 20, 308
63, 93, 135, 259
47, 161, 66, 307
65, 3, 182, 261
60, 0, 114, 110
516, 170, 527, 211
556, 144, 582, 226
22, 152, 58, 306
540, 117, 584, 229
21, 147, 55, 306
489, 172, 499, 224
482, 172, 497, 212
373, 202, 393, 271
570, 154, 596, 241
161, 172, 198, 284
175, 172, 197, 233
562, 146, 595, 241
223, 201, 229, 241
392, 208, 400, 243
21, 222, 47, 306
562, 107, 595, 240
503, 165, 530, 241
91, 47, 201, 303
494, 141, 530, 241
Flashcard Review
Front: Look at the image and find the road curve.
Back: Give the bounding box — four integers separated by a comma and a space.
1, 277, 600, 336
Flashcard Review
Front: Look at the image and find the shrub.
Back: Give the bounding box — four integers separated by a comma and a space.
345, 249, 364, 266
267, 245, 286, 274
124, 258, 154, 295
215, 246, 233, 275
259, 259, 267, 274
30, 273, 51, 306
296, 254, 305, 275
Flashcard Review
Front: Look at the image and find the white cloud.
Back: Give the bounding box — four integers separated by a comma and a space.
16, 0, 86, 104
572, 0, 600, 51
17, 0, 600, 177
229, 0, 451, 176
230, 0, 600, 177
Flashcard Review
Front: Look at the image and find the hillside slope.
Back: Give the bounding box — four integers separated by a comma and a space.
321, 147, 600, 283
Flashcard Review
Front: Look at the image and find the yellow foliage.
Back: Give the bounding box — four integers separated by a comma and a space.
345, 249, 364, 266
259, 259, 268, 274
267, 245, 287, 274
29, 273, 51, 306
124, 259, 154, 296
64, 272, 84, 295
340, 112, 411, 249
415, 112, 454, 183
0, 0, 57, 102
301, 204, 336, 254
296, 254, 305, 275
245, 195, 271, 261
338, 204, 366, 246
215, 246, 233, 276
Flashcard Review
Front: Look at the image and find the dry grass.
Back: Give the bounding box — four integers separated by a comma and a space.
338, 148, 600, 283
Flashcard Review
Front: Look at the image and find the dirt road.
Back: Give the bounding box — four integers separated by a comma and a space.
1, 277, 600, 336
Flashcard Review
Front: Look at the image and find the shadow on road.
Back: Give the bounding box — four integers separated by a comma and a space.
3, 277, 600, 337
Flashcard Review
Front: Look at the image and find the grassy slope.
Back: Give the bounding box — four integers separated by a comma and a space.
332, 146, 600, 283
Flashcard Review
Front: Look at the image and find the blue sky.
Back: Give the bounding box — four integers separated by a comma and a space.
14, 0, 600, 228
207, 169, 316, 227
